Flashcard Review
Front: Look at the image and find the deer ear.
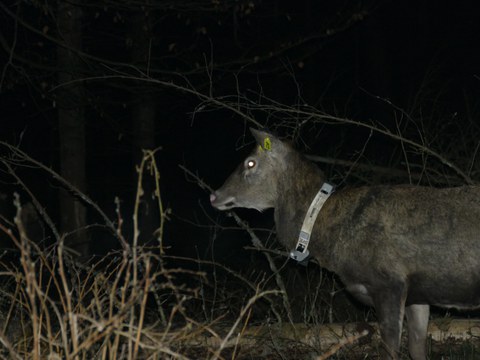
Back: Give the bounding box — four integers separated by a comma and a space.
250, 128, 277, 151
249, 128, 293, 156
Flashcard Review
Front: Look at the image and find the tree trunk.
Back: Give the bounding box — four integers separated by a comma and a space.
130, 10, 157, 246
56, 0, 89, 257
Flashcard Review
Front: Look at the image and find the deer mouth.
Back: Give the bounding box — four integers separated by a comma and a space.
222, 201, 235, 209
210, 193, 236, 210
214, 199, 236, 210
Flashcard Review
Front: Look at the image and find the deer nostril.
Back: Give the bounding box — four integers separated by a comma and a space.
210, 193, 217, 203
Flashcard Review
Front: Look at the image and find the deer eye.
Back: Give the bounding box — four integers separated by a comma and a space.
246, 159, 256, 169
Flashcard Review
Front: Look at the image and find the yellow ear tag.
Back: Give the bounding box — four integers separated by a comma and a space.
263, 137, 271, 151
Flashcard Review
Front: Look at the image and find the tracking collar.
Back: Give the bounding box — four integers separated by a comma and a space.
290, 182, 335, 264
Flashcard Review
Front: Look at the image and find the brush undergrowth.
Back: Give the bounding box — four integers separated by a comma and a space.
0, 148, 284, 360
1, 105, 480, 359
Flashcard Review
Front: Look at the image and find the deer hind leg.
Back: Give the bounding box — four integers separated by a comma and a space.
405, 304, 429, 360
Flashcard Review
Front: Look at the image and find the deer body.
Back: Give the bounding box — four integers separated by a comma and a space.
210, 129, 480, 359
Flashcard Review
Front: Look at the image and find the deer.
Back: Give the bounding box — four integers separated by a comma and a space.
210, 128, 480, 360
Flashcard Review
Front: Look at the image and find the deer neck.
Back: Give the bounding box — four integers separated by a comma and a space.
274, 158, 326, 250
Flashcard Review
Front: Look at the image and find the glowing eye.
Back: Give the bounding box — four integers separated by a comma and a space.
247, 160, 256, 169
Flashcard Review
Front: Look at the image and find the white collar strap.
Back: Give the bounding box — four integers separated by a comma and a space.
290, 182, 335, 263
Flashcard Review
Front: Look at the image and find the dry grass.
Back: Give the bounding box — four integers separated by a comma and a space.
0, 204, 200, 359
0, 233, 285, 360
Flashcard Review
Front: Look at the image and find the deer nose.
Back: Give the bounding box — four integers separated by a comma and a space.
210, 193, 217, 203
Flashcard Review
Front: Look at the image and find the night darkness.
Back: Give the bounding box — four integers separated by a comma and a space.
1, 1, 480, 357
1, 1, 480, 258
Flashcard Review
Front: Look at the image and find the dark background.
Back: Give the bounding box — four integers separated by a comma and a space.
1, 0, 479, 263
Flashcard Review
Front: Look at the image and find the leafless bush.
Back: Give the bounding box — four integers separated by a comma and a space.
0, 146, 284, 359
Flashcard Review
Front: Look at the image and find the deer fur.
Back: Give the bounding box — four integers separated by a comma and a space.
210, 128, 480, 360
